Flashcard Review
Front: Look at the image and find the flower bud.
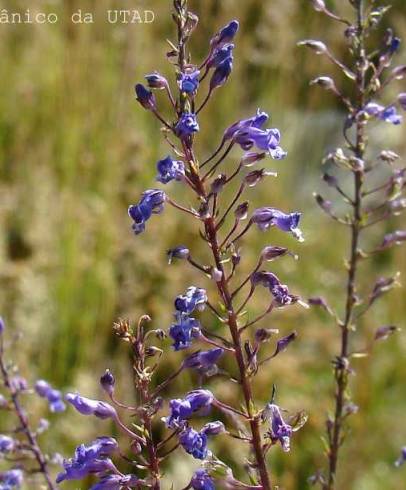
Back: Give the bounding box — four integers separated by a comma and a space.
255, 328, 279, 343
381, 230, 406, 249
145, 72, 168, 89
390, 65, 406, 80
398, 92, 406, 110
273, 332, 297, 357
310, 76, 335, 90
65, 393, 117, 420
240, 151, 266, 167
167, 246, 190, 264
0, 435, 15, 453
234, 201, 249, 220
0, 317, 4, 334
210, 57, 233, 90
298, 40, 327, 54
322, 173, 339, 188
379, 150, 399, 163
210, 174, 227, 194
311, 0, 325, 11
260, 246, 288, 261
244, 169, 277, 187
374, 325, 399, 341
201, 421, 225, 435
100, 370, 115, 396
134, 83, 156, 110
211, 267, 223, 282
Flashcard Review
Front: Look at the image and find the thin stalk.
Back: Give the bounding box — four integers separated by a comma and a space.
326, 2, 366, 488
0, 342, 56, 490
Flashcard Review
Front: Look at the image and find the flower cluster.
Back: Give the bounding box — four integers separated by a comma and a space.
58, 2, 306, 489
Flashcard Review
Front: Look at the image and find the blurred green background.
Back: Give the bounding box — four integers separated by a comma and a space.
0, 0, 405, 488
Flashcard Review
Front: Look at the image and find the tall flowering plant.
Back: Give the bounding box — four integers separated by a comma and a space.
0, 317, 65, 489
300, 0, 406, 488
58, 1, 306, 489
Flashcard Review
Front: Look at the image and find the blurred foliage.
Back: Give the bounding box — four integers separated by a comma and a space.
0, 0, 405, 488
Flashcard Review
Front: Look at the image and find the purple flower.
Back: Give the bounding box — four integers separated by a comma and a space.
395, 446, 406, 467
65, 393, 117, 420
175, 286, 207, 314
179, 426, 208, 459
0, 435, 15, 453
9, 376, 27, 393
35, 380, 66, 413
175, 112, 199, 138
264, 403, 292, 452
179, 69, 200, 93
364, 102, 402, 125
169, 313, 201, 351
134, 83, 156, 110
90, 474, 139, 490
156, 156, 185, 184
0, 316, 4, 334
234, 126, 286, 159
224, 109, 269, 141
252, 207, 303, 241
210, 57, 233, 90
183, 348, 224, 373
145, 72, 168, 90
164, 390, 214, 428
388, 37, 401, 55
0, 469, 23, 488
56, 438, 118, 483
211, 20, 239, 49
128, 189, 166, 235
208, 43, 234, 69
191, 469, 215, 490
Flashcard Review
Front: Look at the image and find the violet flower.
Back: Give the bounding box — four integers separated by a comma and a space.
35, 380, 66, 413
179, 426, 209, 459
207, 44, 234, 69
252, 207, 303, 241
264, 403, 293, 452
364, 102, 403, 125
191, 469, 215, 490
395, 446, 406, 467
183, 348, 224, 373
0, 435, 15, 453
0, 469, 23, 488
175, 112, 199, 138
210, 20, 239, 49
175, 286, 207, 314
169, 313, 201, 351
179, 69, 200, 93
134, 83, 156, 110
65, 393, 117, 420
210, 57, 233, 90
156, 156, 185, 184
128, 189, 166, 235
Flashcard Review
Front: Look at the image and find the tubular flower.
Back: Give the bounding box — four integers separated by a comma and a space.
128, 189, 166, 235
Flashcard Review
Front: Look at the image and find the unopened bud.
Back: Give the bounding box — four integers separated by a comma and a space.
234, 201, 249, 220
310, 76, 335, 90
298, 40, 328, 54
100, 369, 115, 396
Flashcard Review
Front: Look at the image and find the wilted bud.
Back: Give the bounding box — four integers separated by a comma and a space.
210, 174, 227, 194
145, 72, 168, 90
244, 169, 277, 187
310, 76, 335, 90
308, 296, 334, 315
240, 152, 266, 167
134, 83, 156, 110
100, 369, 115, 396
343, 402, 359, 416
231, 251, 241, 267
234, 201, 249, 220
298, 40, 328, 54
260, 246, 289, 261
369, 274, 400, 305
310, 0, 326, 11
198, 202, 210, 219
255, 328, 279, 343
167, 246, 190, 264
184, 11, 199, 37
374, 325, 400, 341
379, 150, 400, 163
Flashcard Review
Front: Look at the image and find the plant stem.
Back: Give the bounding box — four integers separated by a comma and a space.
326, 2, 366, 488
0, 342, 56, 490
